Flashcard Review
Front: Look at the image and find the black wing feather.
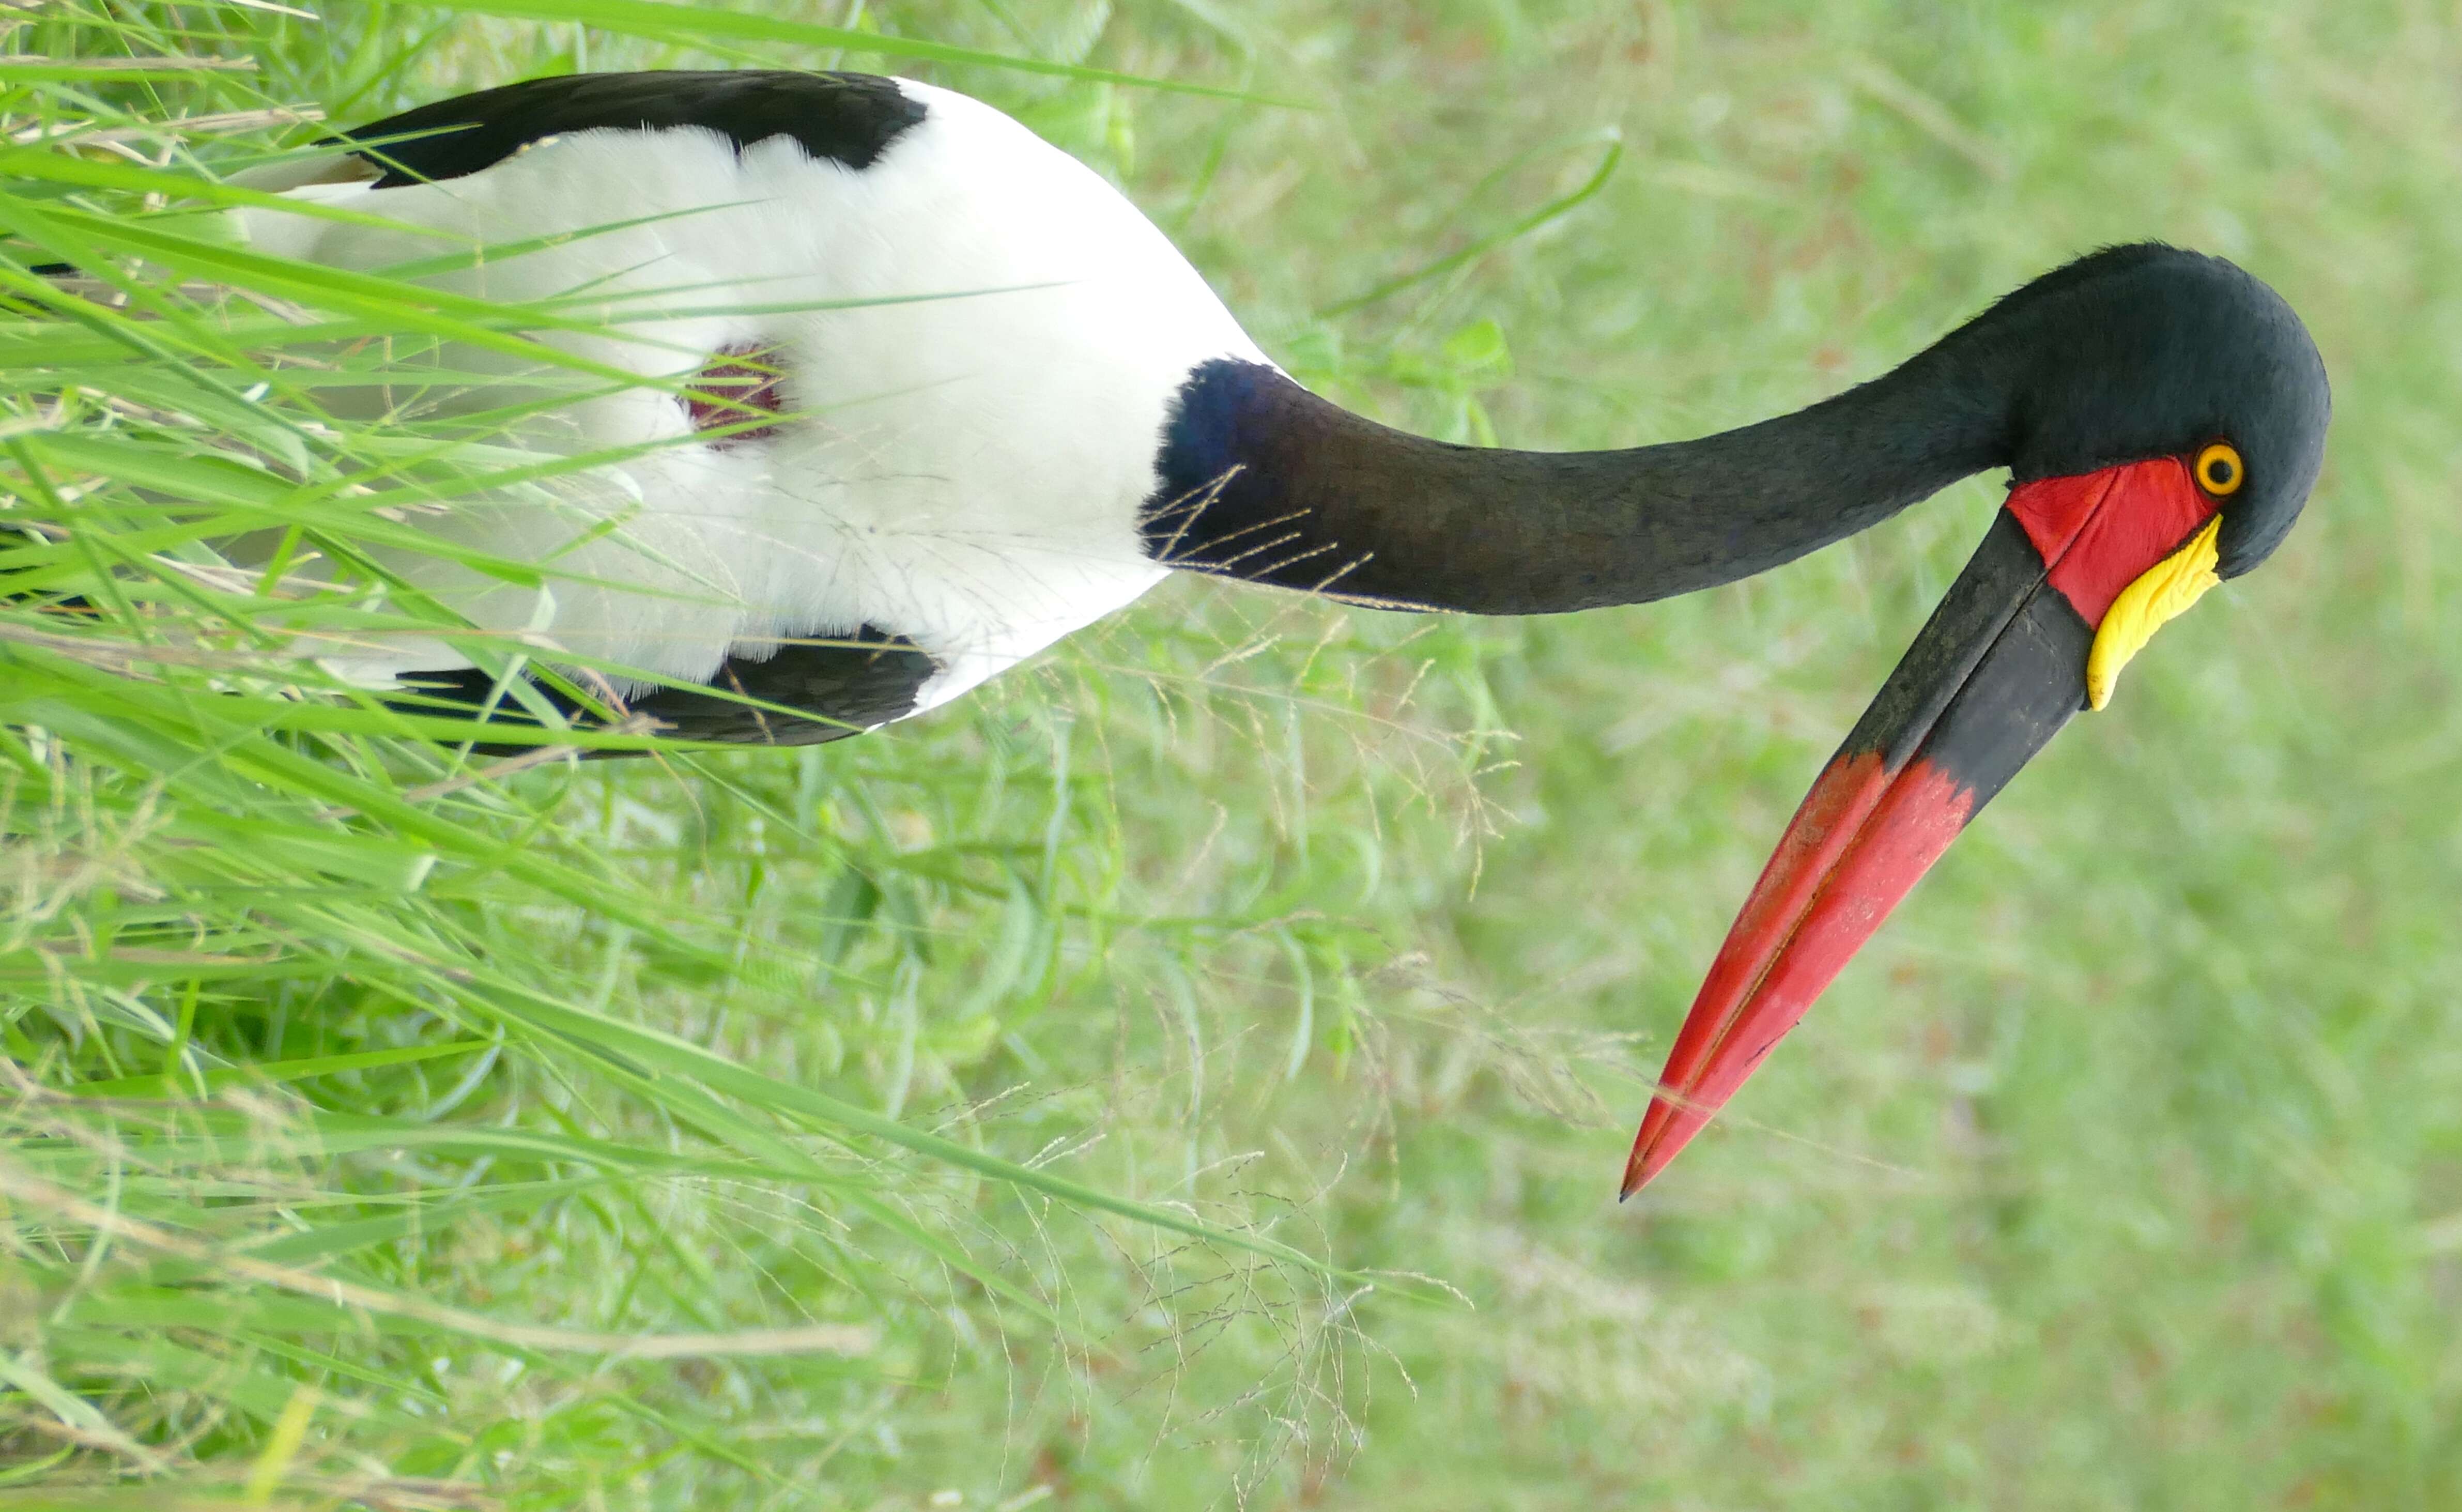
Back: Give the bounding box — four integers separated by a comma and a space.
343, 70, 927, 188
403, 628, 940, 755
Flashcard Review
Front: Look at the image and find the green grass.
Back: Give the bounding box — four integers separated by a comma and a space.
4, 1, 2460, 1507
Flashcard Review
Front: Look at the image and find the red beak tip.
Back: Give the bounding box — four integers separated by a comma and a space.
1620, 1095, 1680, 1200
1618, 1129, 1661, 1201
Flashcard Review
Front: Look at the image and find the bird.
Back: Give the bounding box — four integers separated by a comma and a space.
195, 70, 2327, 1194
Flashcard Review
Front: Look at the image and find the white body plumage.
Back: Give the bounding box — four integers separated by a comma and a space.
240, 79, 1265, 719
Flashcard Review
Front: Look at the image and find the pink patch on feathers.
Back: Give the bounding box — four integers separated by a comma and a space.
686, 342, 787, 446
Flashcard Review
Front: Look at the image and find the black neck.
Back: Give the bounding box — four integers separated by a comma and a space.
1143, 340, 2015, 614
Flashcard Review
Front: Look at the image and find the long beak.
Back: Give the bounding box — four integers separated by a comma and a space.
1620, 473, 2196, 1197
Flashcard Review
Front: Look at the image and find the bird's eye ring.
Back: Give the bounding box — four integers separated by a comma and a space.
2194, 442, 2244, 498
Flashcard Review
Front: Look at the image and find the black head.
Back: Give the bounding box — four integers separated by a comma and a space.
1950, 243, 2331, 577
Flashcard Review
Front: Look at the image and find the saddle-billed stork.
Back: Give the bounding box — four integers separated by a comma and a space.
213, 71, 2328, 1193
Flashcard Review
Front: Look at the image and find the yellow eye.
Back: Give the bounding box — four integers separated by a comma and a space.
2195, 442, 2244, 497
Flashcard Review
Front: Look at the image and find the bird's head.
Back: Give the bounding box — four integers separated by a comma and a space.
1625, 245, 2331, 1195
1991, 242, 2329, 577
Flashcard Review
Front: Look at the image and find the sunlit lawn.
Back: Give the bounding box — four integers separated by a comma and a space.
4, 2, 2458, 1507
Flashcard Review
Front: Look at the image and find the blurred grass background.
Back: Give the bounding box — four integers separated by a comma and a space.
3, 1, 2459, 1507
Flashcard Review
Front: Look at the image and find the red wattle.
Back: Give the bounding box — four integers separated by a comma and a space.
2007, 458, 2215, 627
